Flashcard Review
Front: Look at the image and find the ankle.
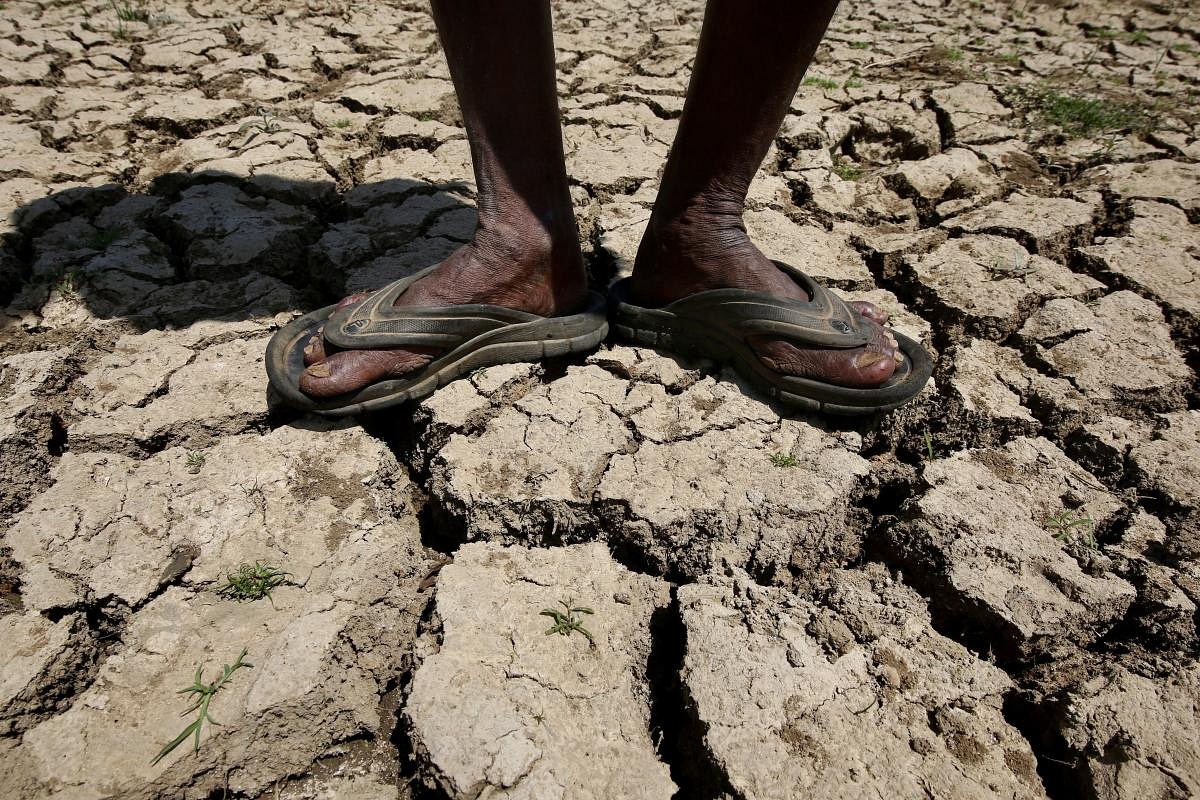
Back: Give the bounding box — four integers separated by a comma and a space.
473, 210, 582, 276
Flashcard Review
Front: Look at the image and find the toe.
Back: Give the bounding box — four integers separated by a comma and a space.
302, 328, 327, 366
748, 315, 900, 389
298, 348, 435, 398
849, 300, 888, 325
296, 347, 441, 398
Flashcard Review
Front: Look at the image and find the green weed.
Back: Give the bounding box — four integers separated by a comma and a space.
87, 227, 120, 251
769, 452, 799, 468
332, 117, 352, 129
843, 78, 865, 89
185, 451, 206, 474
923, 428, 935, 461
987, 250, 1039, 282
541, 599, 595, 646
1045, 510, 1098, 549
848, 41, 869, 50
832, 161, 863, 181
1126, 30, 1150, 45
54, 271, 83, 299
216, 562, 290, 602
109, 0, 149, 22
1017, 89, 1147, 137
236, 107, 281, 148
151, 649, 252, 765
929, 45, 964, 62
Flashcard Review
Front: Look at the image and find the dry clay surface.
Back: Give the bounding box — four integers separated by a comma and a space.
1, 0, 1198, 798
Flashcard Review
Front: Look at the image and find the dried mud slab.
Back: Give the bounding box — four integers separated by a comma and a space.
67, 326, 277, 454
1041, 665, 1200, 800
1016, 292, 1191, 417
8, 424, 411, 612
678, 565, 1047, 800
0, 612, 99, 737
0, 424, 436, 799
1129, 411, 1200, 551
886, 437, 1135, 662
1077, 201, 1200, 335
904, 235, 1103, 339
1099, 160, 1200, 221
404, 542, 675, 799
423, 349, 873, 586
946, 194, 1098, 262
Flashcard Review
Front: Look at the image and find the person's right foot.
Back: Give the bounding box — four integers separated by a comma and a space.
299, 221, 587, 398
629, 207, 902, 388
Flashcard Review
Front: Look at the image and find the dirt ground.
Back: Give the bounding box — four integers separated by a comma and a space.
0, 0, 1198, 798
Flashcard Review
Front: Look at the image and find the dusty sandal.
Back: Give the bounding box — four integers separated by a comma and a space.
267, 268, 609, 417
608, 261, 932, 415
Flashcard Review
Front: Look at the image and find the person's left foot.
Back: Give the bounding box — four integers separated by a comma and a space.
629, 206, 903, 389
298, 219, 586, 398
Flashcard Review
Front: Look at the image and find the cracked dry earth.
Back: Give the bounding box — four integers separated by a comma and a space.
0, 0, 1198, 798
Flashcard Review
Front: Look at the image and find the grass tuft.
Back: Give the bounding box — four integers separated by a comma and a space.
87, 228, 120, 251
54, 271, 83, 299
803, 76, 839, 91
1014, 88, 1148, 137
832, 161, 863, 181
216, 562, 290, 602
185, 451, 206, 474
769, 452, 799, 468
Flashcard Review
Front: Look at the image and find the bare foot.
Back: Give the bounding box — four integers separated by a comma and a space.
299, 221, 586, 398
629, 207, 901, 388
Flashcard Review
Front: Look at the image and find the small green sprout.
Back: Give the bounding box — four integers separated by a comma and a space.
832, 161, 863, 181
185, 451, 206, 474
151, 649, 252, 765
1045, 510, 1098, 549
236, 107, 282, 148
1126, 30, 1150, 45
54, 271, 83, 299
332, 117, 352, 129
540, 599, 595, 646
87, 228, 120, 251
770, 452, 799, 468
843, 78, 865, 89
923, 428, 935, 461
848, 41, 869, 50
216, 562, 290, 602
987, 250, 1039, 281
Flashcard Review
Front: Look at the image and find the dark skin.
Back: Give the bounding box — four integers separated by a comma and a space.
299, 0, 900, 398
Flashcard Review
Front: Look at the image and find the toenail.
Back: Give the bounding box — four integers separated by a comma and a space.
893, 350, 904, 364
857, 351, 887, 369
305, 363, 331, 378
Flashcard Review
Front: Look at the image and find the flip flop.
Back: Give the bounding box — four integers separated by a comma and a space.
608, 261, 933, 415
266, 268, 609, 417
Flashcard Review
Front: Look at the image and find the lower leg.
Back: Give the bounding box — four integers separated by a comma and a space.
632, 0, 901, 388
301, 0, 583, 397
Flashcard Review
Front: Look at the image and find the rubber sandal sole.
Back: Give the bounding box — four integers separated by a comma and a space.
266, 290, 609, 417
610, 284, 933, 416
